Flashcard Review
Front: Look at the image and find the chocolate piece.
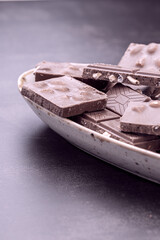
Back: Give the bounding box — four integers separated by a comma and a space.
34, 61, 111, 91
35, 61, 87, 81
119, 43, 160, 74
21, 76, 107, 118
120, 101, 160, 136
73, 112, 160, 151
106, 83, 150, 116
118, 43, 160, 100
83, 109, 120, 123
72, 109, 120, 134
35, 60, 160, 88
100, 119, 158, 143
82, 64, 160, 87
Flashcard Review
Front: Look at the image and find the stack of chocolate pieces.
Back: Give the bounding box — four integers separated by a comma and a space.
21, 42, 160, 152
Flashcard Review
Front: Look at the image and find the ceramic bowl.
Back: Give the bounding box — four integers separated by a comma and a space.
18, 69, 160, 184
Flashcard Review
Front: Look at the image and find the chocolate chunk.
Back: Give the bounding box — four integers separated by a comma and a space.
106, 83, 150, 116
83, 109, 120, 123
35, 61, 160, 90
72, 111, 160, 151
120, 101, 160, 136
21, 76, 107, 118
82, 64, 160, 87
34, 61, 88, 81
118, 43, 160, 99
100, 119, 157, 143
72, 109, 120, 135
119, 43, 160, 74
34, 61, 111, 91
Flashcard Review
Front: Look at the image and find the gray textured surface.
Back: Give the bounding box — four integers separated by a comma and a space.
1, 1, 160, 240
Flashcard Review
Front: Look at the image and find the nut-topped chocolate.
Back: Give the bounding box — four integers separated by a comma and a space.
120, 100, 160, 135
35, 61, 88, 81
21, 76, 107, 118
119, 43, 160, 74
82, 64, 160, 87
35, 61, 160, 87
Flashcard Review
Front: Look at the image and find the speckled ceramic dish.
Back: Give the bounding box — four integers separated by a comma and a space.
18, 69, 160, 184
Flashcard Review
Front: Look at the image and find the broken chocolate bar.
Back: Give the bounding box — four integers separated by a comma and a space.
21, 76, 107, 118
35, 61, 160, 87
118, 43, 160, 98
83, 109, 120, 122
120, 101, 160, 136
34, 61, 111, 91
34, 61, 87, 81
72, 110, 160, 151
118, 43, 160, 99
82, 64, 160, 87
119, 43, 160, 74
106, 83, 150, 116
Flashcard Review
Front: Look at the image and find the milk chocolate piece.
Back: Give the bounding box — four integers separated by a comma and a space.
82, 64, 160, 87
73, 112, 160, 151
35, 61, 87, 81
35, 61, 160, 87
21, 76, 107, 118
118, 43, 160, 99
35, 61, 111, 91
120, 101, 160, 136
119, 43, 160, 74
83, 109, 120, 122
72, 109, 120, 134
106, 83, 150, 116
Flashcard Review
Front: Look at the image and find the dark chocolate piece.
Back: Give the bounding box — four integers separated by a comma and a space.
21, 76, 107, 118
120, 101, 160, 136
82, 64, 160, 87
106, 83, 150, 116
73, 112, 160, 151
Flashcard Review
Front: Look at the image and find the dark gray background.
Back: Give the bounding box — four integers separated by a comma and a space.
1, 1, 160, 239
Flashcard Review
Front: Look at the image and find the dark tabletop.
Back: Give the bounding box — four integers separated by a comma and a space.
1, 1, 160, 239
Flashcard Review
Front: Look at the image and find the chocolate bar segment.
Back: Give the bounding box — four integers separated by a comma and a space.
35, 61, 160, 88
106, 83, 150, 116
72, 112, 160, 151
34, 61, 87, 81
21, 76, 107, 118
118, 43, 160, 100
119, 43, 160, 74
83, 109, 120, 123
120, 101, 160, 136
100, 119, 157, 143
82, 64, 160, 87
34, 61, 111, 91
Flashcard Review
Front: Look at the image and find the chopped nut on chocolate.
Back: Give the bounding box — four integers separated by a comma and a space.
120, 101, 160, 136
21, 76, 107, 118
